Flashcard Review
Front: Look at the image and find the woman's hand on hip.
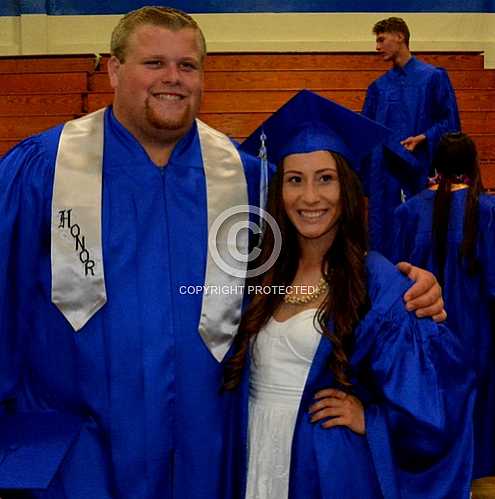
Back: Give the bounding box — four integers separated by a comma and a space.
308, 388, 365, 435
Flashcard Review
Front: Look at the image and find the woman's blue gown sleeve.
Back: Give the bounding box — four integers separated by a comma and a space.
289, 252, 475, 499
362, 300, 474, 497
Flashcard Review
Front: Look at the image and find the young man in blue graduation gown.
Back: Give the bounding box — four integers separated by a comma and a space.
0, 7, 263, 499
362, 17, 460, 257
0, 7, 447, 499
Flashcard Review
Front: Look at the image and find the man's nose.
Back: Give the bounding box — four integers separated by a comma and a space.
161, 63, 180, 83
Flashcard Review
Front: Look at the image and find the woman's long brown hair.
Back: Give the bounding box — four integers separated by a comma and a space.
224, 152, 369, 390
432, 132, 484, 286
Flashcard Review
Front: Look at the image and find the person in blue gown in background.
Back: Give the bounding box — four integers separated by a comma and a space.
226, 91, 475, 499
0, 7, 448, 499
392, 132, 495, 481
362, 17, 460, 257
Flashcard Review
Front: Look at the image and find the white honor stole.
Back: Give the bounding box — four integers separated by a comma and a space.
51, 109, 249, 362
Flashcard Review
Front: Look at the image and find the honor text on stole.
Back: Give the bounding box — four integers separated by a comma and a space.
57, 209, 96, 276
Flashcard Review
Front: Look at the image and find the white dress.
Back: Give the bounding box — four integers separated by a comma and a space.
246, 309, 321, 499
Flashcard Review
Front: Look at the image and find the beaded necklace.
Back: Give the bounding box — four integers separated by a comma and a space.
283, 277, 329, 305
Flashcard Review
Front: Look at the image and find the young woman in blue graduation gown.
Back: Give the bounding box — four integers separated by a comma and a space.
225, 92, 475, 499
392, 132, 495, 480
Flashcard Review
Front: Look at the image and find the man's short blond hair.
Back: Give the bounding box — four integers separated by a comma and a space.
111, 6, 207, 62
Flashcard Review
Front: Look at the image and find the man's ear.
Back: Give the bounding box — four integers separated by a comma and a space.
107, 55, 121, 89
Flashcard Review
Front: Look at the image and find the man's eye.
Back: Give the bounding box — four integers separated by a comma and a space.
180, 61, 198, 71
144, 60, 162, 67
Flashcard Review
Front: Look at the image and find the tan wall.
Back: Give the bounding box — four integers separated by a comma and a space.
1, 13, 495, 67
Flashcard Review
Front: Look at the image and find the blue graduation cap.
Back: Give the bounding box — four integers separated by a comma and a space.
240, 89, 391, 171
382, 131, 423, 191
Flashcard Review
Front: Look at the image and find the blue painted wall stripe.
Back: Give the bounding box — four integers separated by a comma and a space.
20, 0, 47, 14
2, 0, 495, 16
1, 1, 20, 16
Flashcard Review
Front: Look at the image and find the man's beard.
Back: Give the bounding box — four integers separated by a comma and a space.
145, 96, 189, 131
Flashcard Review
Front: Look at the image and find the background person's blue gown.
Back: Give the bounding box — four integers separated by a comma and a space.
391, 188, 495, 479
238, 253, 475, 498
362, 57, 460, 256
0, 108, 260, 499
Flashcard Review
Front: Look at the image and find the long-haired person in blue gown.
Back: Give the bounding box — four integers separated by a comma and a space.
392, 132, 495, 480
225, 91, 475, 499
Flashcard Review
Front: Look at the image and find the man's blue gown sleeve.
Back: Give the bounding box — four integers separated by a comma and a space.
423, 69, 461, 161
362, 82, 378, 121
0, 138, 51, 409
0, 138, 82, 490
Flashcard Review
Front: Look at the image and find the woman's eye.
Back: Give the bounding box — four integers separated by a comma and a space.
287, 176, 302, 183
320, 174, 335, 183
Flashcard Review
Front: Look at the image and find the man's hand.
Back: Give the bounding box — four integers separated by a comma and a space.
400, 134, 426, 152
309, 389, 365, 435
396, 261, 447, 322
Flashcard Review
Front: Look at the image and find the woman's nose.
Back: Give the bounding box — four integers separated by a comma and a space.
301, 183, 319, 203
